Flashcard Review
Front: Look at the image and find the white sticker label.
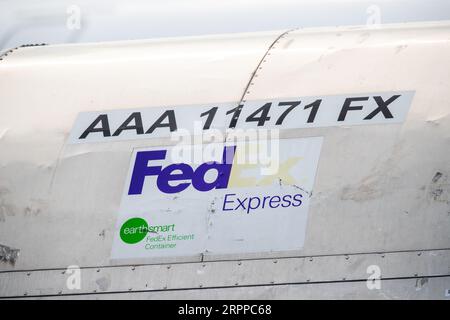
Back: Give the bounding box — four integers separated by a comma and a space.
111, 136, 323, 259
69, 91, 414, 144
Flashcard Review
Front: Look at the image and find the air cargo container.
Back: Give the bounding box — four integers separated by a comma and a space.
0, 21, 449, 299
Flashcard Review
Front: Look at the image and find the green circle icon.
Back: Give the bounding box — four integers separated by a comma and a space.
120, 217, 148, 244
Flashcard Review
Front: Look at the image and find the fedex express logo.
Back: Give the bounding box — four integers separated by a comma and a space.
128, 146, 236, 195
125, 143, 311, 214
123, 137, 324, 215
124, 137, 323, 214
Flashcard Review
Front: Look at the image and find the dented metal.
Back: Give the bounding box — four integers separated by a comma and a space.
0, 21, 449, 298
0, 244, 19, 264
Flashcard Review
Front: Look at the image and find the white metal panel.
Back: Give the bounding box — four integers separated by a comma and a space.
0, 22, 449, 298
230, 22, 450, 257
33, 277, 450, 300
0, 31, 280, 271
0, 249, 448, 298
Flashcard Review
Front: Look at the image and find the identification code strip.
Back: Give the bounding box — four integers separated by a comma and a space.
69, 91, 414, 144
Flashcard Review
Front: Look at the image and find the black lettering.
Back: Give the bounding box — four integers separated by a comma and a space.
364, 95, 400, 120
113, 112, 144, 136
200, 107, 218, 130
276, 101, 300, 125
338, 97, 369, 121
79, 114, 111, 139
145, 110, 177, 134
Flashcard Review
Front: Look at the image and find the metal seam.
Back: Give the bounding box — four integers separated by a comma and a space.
237, 28, 298, 105
2, 274, 449, 299
0, 43, 47, 63
1, 247, 449, 274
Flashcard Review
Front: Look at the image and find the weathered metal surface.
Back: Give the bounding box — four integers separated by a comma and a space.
0, 249, 449, 298
33, 277, 450, 300
0, 21, 449, 298
0, 244, 19, 264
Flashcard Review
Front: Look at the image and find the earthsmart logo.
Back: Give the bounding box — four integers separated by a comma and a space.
120, 217, 149, 244
119, 217, 194, 250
